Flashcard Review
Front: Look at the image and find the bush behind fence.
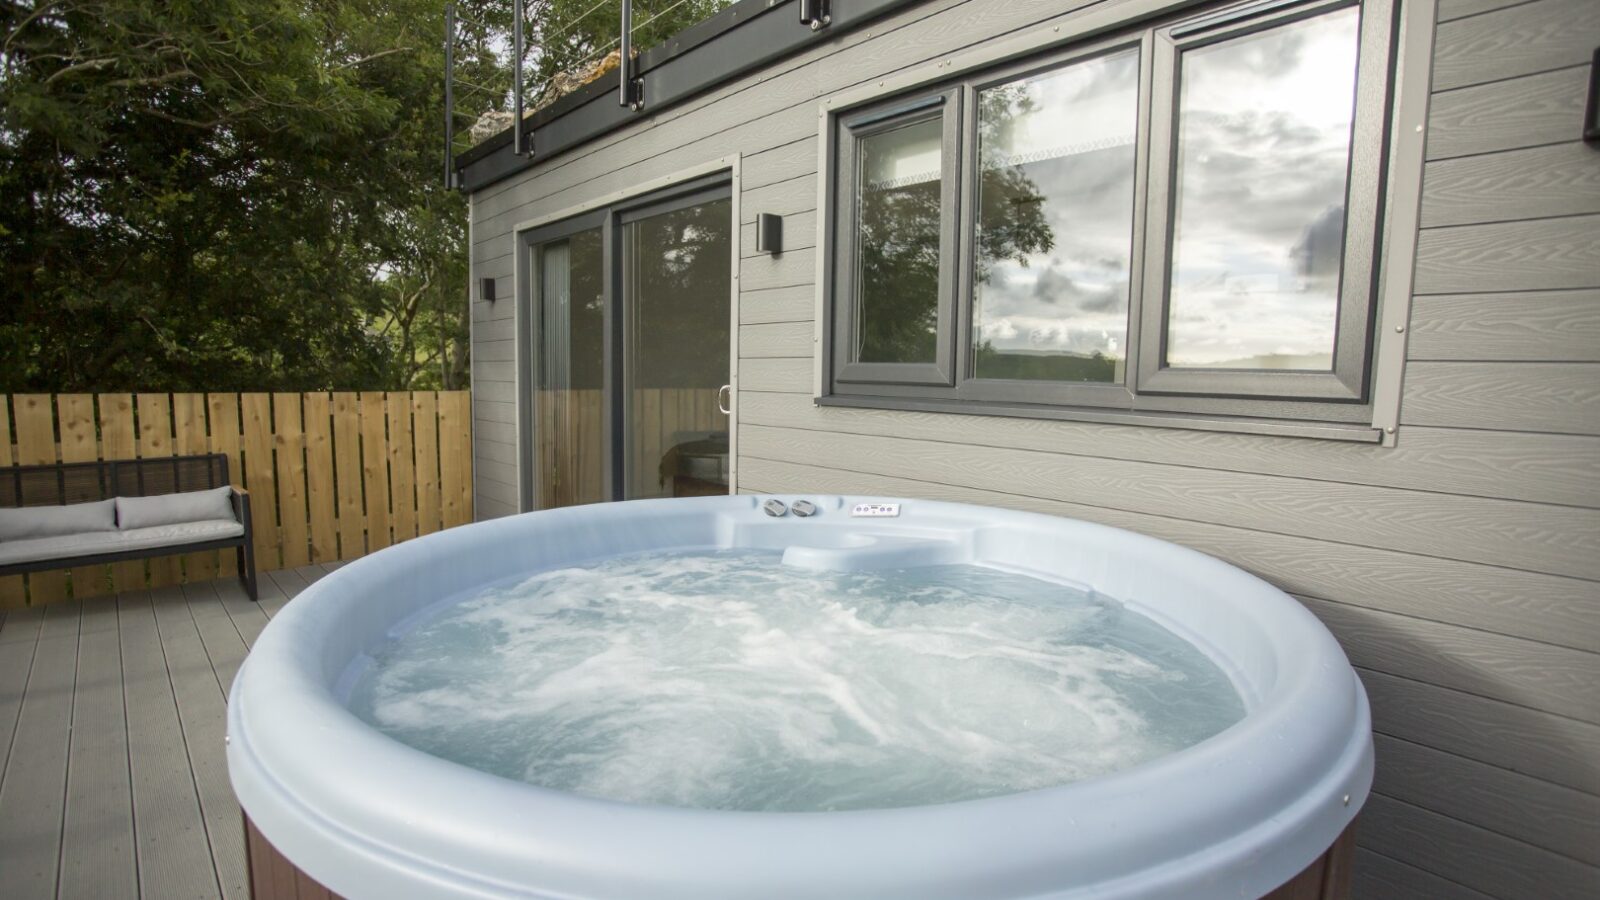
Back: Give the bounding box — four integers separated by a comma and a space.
1, 391, 474, 607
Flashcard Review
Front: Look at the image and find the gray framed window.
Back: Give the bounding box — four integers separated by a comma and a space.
823, 0, 1400, 428
831, 90, 962, 388
1136, 0, 1393, 401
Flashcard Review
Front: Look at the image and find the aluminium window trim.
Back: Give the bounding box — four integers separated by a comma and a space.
831, 87, 964, 389
616, 182, 736, 499
512, 158, 740, 512
1134, 0, 1396, 402
951, 35, 1153, 409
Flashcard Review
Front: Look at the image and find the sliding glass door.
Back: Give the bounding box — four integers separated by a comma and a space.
521, 177, 732, 510
622, 194, 732, 499
533, 228, 607, 509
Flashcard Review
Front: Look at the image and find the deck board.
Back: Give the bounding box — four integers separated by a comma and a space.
119, 590, 223, 900
181, 582, 253, 699
148, 585, 249, 900
0, 599, 81, 899
0, 606, 45, 783
0, 570, 317, 900
58, 595, 138, 899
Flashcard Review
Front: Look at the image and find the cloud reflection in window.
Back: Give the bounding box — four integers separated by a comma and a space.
1164, 7, 1360, 371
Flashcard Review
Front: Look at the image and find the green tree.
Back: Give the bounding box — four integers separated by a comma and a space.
0, 0, 769, 393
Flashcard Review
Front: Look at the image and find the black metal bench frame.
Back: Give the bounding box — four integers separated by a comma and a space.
0, 453, 257, 601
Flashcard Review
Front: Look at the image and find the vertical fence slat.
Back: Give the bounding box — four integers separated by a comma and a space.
412, 393, 442, 535
439, 392, 473, 528
55, 394, 107, 598
0, 396, 24, 608
97, 394, 141, 592
207, 394, 243, 491
331, 393, 364, 560
386, 393, 417, 542
14, 395, 66, 604
303, 394, 338, 563
359, 393, 392, 552
172, 393, 217, 583
208, 394, 243, 582
240, 394, 280, 572
135, 394, 178, 587
273, 394, 310, 569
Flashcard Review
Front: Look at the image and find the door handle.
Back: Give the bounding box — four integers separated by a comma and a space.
717, 384, 732, 414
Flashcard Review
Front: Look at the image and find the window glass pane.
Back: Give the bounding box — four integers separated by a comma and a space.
854, 116, 944, 364
1165, 7, 1359, 370
974, 49, 1140, 383
535, 231, 606, 508
624, 197, 731, 500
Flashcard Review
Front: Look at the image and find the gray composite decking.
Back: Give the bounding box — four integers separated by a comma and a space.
0, 566, 336, 900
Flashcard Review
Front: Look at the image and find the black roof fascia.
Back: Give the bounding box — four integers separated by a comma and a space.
455, 0, 923, 192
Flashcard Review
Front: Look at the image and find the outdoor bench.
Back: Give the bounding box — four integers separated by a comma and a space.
0, 453, 257, 600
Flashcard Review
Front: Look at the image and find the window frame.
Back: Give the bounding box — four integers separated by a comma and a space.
953, 35, 1152, 410
819, 0, 1406, 434
515, 172, 733, 512
831, 89, 964, 389
1134, 0, 1396, 401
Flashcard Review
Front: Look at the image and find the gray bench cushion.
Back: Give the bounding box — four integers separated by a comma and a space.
116, 487, 235, 529
0, 499, 117, 542
0, 519, 246, 566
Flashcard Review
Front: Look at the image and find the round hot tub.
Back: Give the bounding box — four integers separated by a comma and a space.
226, 495, 1371, 899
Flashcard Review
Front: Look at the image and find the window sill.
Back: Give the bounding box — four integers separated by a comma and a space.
813, 394, 1384, 443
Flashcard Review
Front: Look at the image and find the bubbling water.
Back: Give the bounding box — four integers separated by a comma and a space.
345, 549, 1244, 812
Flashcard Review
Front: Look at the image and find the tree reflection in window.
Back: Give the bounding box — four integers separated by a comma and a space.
854, 118, 944, 364
973, 49, 1140, 384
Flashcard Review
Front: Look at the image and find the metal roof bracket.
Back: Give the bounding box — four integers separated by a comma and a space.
799, 0, 832, 30
621, 0, 645, 111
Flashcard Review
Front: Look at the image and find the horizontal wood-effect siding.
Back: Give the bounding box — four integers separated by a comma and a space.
739, 424, 1600, 580
467, 0, 1600, 895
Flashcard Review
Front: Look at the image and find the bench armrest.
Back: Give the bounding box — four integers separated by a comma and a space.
229, 485, 252, 526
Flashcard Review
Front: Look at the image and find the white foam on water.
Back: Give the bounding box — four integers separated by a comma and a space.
345, 549, 1245, 811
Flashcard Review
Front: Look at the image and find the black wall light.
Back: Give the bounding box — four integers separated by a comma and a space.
1585, 47, 1600, 144
480, 277, 497, 302
755, 213, 783, 255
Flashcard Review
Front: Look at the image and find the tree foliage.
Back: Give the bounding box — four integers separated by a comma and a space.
0, 0, 514, 391
0, 0, 782, 393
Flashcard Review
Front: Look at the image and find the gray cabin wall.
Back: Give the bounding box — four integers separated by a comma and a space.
468, 0, 1600, 895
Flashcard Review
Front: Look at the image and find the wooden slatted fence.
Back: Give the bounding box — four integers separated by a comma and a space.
0, 392, 474, 608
